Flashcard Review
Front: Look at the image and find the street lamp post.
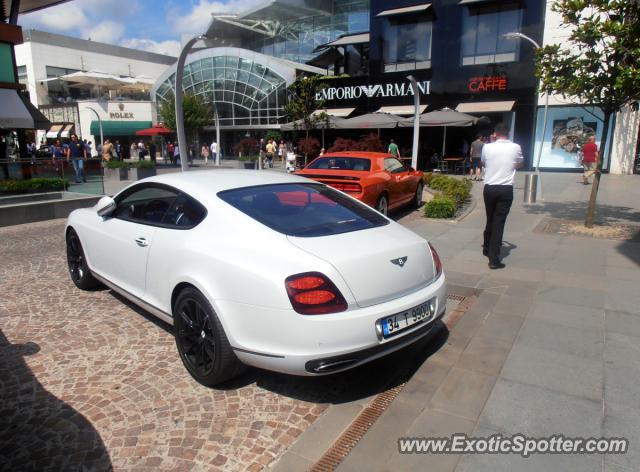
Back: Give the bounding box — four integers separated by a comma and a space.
85, 106, 103, 155
175, 35, 207, 172
406, 75, 420, 170
503, 32, 547, 200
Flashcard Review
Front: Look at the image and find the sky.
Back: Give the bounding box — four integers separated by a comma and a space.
19, 0, 263, 57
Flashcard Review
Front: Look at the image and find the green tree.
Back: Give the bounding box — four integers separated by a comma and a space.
283, 75, 328, 164
536, 0, 640, 227
159, 94, 212, 142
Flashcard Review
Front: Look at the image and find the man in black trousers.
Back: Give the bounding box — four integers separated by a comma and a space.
481, 123, 523, 269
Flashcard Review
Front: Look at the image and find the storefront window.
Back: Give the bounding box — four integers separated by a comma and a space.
383, 17, 432, 72
533, 105, 613, 169
461, 2, 522, 66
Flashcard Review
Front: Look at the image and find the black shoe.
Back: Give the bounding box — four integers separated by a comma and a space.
489, 261, 506, 270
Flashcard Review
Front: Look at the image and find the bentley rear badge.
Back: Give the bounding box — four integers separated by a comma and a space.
390, 256, 408, 267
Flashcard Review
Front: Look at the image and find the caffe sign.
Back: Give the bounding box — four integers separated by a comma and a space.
317, 80, 431, 101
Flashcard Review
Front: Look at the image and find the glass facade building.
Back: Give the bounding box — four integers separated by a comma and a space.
154, 55, 288, 127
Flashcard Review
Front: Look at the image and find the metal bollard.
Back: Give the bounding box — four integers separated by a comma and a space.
523, 173, 538, 203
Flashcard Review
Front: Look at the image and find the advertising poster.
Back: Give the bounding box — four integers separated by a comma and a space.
533, 106, 611, 169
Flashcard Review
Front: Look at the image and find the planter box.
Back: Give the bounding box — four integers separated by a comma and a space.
242, 161, 257, 169
130, 167, 157, 180
103, 167, 129, 181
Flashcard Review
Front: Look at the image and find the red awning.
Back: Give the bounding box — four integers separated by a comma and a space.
135, 125, 173, 136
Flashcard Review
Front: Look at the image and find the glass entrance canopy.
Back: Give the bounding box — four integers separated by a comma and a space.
152, 47, 324, 128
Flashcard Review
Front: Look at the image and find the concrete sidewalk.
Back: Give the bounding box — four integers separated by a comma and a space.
278, 172, 640, 471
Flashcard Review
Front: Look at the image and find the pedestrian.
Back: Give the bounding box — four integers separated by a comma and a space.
201, 144, 209, 165
149, 141, 156, 163
278, 139, 286, 162
265, 138, 275, 168
114, 140, 122, 160
167, 141, 175, 165
130, 141, 138, 160
173, 142, 180, 166
581, 135, 599, 185
469, 134, 484, 181
102, 138, 114, 162
50, 139, 65, 171
138, 142, 147, 160
481, 123, 523, 270
66, 133, 87, 183
27, 141, 36, 164
388, 139, 400, 158
319, 148, 326, 156
210, 140, 217, 164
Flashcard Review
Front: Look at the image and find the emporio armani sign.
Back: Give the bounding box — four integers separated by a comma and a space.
317, 81, 431, 101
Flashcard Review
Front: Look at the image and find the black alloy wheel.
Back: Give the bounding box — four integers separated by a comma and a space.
376, 194, 389, 216
174, 288, 245, 386
413, 182, 424, 208
66, 229, 99, 290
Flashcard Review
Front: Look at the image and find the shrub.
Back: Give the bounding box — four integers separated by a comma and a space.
297, 137, 321, 160
233, 138, 259, 157
423, 175, 472, 218
423, 172, 434, 186
264, 130, 281, 144
354, 133, 385, 152
238, 155, 258, 162
105, 160, 128, 169
130, 160, 155, 169
327, 137, 358, 153
424, 195, 457, 218
0, 178, 68, 194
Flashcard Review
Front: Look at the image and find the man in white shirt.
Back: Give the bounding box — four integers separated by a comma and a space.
210, 141, 217, 162
481, 123, 524, 269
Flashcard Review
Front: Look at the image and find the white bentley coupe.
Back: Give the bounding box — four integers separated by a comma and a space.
66, 170, 446, 386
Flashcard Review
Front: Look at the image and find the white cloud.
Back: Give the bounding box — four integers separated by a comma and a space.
170, 0, 263, 36
89, 21, 126, 43
20, 0, 139, 41
121, 38, 181, 57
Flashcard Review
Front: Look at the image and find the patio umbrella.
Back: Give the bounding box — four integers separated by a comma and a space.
400, 108, 478, 156
281, 115, 346, 147
280, 115, 345, 131
136, 125, 173, 136
59, 70, 130, 88
335, 112, 405, 129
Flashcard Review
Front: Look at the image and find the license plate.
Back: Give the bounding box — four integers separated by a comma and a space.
379, 299, 435, 338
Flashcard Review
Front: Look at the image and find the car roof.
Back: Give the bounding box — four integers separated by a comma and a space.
138, 170, 315, 204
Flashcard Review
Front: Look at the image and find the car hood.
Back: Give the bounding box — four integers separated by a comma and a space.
287, 224, 436, 308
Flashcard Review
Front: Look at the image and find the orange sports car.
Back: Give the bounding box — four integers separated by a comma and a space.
295, 152, 424, 215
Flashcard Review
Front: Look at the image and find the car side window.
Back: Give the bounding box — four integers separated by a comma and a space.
161, 193, 207, 228
113, 186, 178, 224
384, 158, 405, 174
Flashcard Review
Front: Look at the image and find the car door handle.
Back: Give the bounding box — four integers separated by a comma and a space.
135, 237, 149, 247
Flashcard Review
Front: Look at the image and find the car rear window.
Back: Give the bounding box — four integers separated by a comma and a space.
218, 183, 388, 237
306, 157, 371, 171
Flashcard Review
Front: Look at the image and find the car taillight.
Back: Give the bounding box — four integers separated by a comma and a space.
330, 183, 362, 194
429, 242, 443, 278
285, 272, 348, 315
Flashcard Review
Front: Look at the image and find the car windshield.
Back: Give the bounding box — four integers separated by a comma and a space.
218, 183, 388, 237
306, 157, 371, 171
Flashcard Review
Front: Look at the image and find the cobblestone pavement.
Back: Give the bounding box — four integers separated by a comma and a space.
0, 219, 402, 471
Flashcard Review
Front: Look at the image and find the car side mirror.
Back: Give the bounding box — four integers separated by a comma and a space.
96, 196, 116, 217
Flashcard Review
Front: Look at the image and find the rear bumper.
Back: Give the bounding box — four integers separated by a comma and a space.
217, 273, 446, 376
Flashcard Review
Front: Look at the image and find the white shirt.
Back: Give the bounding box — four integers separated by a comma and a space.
481, 138, 523, 186
210, 142, 217, 154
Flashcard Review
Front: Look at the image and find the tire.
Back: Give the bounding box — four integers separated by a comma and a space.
376, 194, 389, 216
173, 287, 246, 387
66, 228, 100, 290
412, 182, 424, 208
